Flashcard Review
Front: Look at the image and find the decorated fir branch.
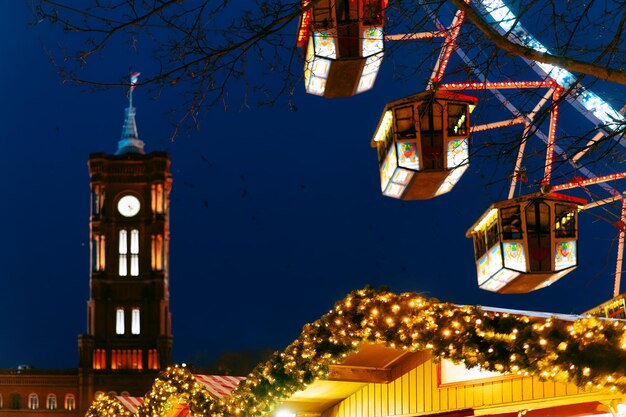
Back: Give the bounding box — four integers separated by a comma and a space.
87, 392, 134, 417
87, 287, 626, 417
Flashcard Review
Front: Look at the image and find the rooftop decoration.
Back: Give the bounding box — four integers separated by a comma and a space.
116, 71, 146, 155
87, 287, 626, 417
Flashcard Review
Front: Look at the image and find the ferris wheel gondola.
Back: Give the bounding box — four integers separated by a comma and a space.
297, 0, 387, 97
466, 192, 586, 294
370, 90, 477, 199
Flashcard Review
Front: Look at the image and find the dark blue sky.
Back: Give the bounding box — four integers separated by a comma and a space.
1, 2, 624, 369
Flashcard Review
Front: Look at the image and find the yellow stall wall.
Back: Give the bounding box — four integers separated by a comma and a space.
322, 353, 622, 417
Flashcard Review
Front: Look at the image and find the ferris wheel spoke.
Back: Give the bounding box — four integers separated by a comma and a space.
429, 9, 466, 88
440, 81, 554, 90
508, 122, 530, 199
572, 131, 606, 165
470, 117, 524, 133
583, 195, 624, 211
572, 105, 626, 164
543, 87, 562, 186
526, 87, 554, 123
615, 199, 626, 296
384, 31, 445, 41
551, 172, 626, 192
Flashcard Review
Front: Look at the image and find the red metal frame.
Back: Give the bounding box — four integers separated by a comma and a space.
551, 172, 626, 191
542, 87, 562, 185
440, 81, 555, 90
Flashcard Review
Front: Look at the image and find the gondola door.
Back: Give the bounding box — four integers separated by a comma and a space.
420, 101, 444, 170
336, 0, 359, 57
525, 201, 551, 272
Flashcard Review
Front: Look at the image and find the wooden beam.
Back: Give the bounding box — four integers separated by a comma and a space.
327, 365, 392, 383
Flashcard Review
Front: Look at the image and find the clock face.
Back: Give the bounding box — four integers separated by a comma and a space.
117, 195, 141, 217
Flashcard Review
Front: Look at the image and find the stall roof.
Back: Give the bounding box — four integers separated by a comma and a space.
194, 374, 246, 399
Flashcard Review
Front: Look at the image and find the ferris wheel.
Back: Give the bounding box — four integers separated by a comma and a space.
297, 0, 626, 300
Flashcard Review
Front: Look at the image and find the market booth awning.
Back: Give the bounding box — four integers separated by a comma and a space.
116, 396, 144, 414
193, 375, 246, 399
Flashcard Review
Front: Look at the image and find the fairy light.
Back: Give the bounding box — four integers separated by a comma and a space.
440, 80, 554, 90
551, 171, 626, 191
432, 10, 466, 84
543, 87, 561, 185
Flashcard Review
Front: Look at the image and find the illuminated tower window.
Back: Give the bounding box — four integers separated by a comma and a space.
119, 229, 139, 277
47, 394, 57, 410
116, 308, 125, 335
92, 185, 104, 215
151, 234, 164, 271
93, 349, 106, 370
151, 183, 165, 214
131, 308, 140, 335
28, 394, 38, 410
92, 235, 106, 272
148, 349, 160, 370
130, 229, 139, 276
119, 229, 128, 276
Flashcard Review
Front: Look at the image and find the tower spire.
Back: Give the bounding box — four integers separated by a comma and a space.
116, 72, 146, 155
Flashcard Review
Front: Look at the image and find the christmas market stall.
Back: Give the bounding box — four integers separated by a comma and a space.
87, 288, 626, 417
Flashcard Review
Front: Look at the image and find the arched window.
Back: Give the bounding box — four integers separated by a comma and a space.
28, 393, 38, 410
10, 393, 20, 409
47, 394, 57, 410
64, 394, 75, 411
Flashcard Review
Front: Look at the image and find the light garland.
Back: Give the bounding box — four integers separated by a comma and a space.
86, 392, 133, 417
87, 288, 626, 417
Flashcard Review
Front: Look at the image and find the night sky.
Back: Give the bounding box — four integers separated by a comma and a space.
1, 2, 625, 370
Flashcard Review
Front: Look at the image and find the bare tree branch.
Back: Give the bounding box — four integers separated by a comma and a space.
449, 0, 626, 84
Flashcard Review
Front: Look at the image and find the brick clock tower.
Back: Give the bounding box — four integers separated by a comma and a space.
77, 81, 173, 408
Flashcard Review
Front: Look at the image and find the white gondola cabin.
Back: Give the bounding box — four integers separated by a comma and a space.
370, 90, 478, 200
297, 0, 386, 97
466, 192, 586, 294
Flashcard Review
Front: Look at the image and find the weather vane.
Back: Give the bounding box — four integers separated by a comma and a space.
129, 71, 140, 108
